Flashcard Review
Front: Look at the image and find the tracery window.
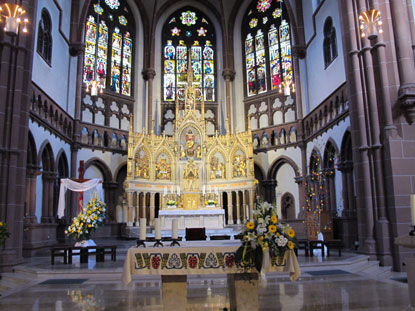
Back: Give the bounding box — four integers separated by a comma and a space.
242, 0, 292, 97
83, 0, 134, 96
162, 7, 216, 102
37, 9, 52, 64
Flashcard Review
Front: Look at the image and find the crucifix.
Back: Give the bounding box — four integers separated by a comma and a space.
71, 161, 90, 214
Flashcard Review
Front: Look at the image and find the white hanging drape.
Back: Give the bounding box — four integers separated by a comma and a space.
57, 178, 103, 218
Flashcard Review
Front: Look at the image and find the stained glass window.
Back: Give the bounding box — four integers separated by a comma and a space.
162, 7, 216, 102
83, 0, 135, 96
242, 0, 292, 97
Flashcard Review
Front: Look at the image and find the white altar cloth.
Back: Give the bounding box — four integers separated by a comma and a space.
159, 209, 225, 229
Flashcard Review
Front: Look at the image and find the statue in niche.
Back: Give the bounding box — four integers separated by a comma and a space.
262, 135, 269, 147
135, 157, 149, 179
196, 145, 202, 159
183, 159, 199, 191
185, 129, 196, 157
180, 145, 186, 159
156, 158, 171, 180
210, 156, 225, 179
233, 155, 247, 177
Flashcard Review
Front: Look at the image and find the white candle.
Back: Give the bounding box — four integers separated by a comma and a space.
215, 187, 218, 195
411, 194, 415, 226
172, 219, 179, 239
177, 186, 180, 196
170, 187, 174, 195
164, 187, 167, 196
140, 218, 146, 240
208, 185, 211, 193
155, 218, 161, 240
203, 185, 206, 195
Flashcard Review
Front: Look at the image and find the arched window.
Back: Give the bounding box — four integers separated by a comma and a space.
242, 0, 292, 97
323, 17, 337, 68
162, 7, 216, 102
83, 0, 135, 96
37, 9, 52, 64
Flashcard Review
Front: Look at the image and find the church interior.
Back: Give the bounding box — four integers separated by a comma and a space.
0, 0, 415, 309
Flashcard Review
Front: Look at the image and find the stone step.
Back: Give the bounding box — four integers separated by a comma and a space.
0, 272, 37, 297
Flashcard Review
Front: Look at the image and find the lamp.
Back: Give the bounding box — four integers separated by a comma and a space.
359, 9, 382, 40
0, 3, 29, 36
279, 77, 295, 97
85, 0, 104, 96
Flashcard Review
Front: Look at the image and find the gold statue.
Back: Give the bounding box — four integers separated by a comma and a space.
185, 129, 196, 157
183, 159, 199, 191
156, 158, 171, 180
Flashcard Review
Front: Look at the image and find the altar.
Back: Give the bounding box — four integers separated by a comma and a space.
124, 61, 256, 230
159, 209, 225, 229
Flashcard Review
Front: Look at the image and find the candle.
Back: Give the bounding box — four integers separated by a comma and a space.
411, 195, 415, 226
203, 185, 206, 195
208, 185, 211, 193
170, 187, 174, 195
140, 218, 146, 240
164, 187, 167, 196
177, 186, 180, 196
155, 218, 161, 240
215, 187, 218, 195
172, 219, 179, 240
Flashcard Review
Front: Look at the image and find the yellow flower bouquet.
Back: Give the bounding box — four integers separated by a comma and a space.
235, 201, 297, 272
0, 221, 10, 247
205, 199, 217, 207
65, 194, 106, 242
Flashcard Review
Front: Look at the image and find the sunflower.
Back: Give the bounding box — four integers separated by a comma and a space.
268, 224, 277, 233
271, 215, 278, 224
288, 241, 294, 249
287, 228, 295, 238
246, 221, 255, 230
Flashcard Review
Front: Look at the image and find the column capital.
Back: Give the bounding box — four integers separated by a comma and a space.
142, 68, 156, 81
69, 42, 85, 57
292, 45, 307, 59
398, 83, 415, 124
222, 69, 236, 81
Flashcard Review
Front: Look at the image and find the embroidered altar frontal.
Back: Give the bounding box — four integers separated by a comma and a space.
122, 246, 301, 283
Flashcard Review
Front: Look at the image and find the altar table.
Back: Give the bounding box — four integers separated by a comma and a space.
122, 244, 301, 311
159, 209, 225, 229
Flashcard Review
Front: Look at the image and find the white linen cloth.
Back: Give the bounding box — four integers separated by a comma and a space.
57, 178, 103, 218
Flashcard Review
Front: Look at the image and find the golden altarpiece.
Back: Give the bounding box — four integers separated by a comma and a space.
124, 69, 256, 229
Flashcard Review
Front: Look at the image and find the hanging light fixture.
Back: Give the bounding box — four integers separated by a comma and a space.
0, 3, 29, 36
85, 0, 104, 96
359, 9, 383, 40
279, 77, 295, 97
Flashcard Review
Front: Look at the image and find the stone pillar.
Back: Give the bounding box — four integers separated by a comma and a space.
236, 192, 241, 224
242, 192, 247, 221
135, 192, 140, 225
41, 172, 55, 223
127, 192, 134, 226
24, 166, 40, 224
248, 190, 255, 219
142, 69, 156, 132
141, 193, 146, 221
222, 69, 235, 131
263, 180, 277, 204
337, 163, 350, 217
150, 193, 155, 226
227, 191, 233, 225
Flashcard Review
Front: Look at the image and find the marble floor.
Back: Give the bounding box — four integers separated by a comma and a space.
0, 240, 411, 310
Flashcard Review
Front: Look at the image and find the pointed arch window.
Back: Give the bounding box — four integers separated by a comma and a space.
37, 9, 52, 64
242, 0, 293, 97
162, 7, 216, 102
83, 0, 135, 96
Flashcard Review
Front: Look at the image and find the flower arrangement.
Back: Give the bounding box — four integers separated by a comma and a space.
205, 199, 217, 207
69, 290, 101, 311
167, 200, 177, 207
235, 201, 297, 272
0, 221, 10, 247
65, 194, 106, 242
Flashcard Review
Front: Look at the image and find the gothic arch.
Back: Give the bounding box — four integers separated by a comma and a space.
281, 192, 295, 220
27, 131, 37, 167
55, 149, 69, 176
323, 138, 339, 168
84, 157, 113, 182
340, 130, 352, 162
37, 140, 55, 172
267, 155, 299, 180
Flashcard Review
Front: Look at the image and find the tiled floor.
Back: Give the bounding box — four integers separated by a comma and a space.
0, 240, 411, 310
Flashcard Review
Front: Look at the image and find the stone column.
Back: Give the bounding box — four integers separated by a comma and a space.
142, 69, 156, 132
338, 0, 376, 255
242, 192, 247, 221
127, 192, 133, 226
222, 69, 235, 131
248, 190, 255, 219
227, 191, 233, 225
41, 173, 54, 223
24, 166, 40, 224
150, 193, 155, 226
236, 192, 241, 224
263, 180, 277, 204
337, 163, 350, 217
141, 193, 146, 222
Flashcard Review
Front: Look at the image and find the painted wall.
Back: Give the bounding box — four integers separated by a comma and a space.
275, 163, 300, 219
32, 0, 77, 117
301, 0, 346, 112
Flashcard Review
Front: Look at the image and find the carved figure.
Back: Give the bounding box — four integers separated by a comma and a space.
156, 158, 171, 180
183, 160, 199, 191
185, 129, 196, 157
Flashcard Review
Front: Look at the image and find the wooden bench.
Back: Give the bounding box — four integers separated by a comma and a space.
324, 240, 343, 257
309, 240, 325, 257
296, 239, 310, 257
210, 235, 231, 240
51, 245, 117, 264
